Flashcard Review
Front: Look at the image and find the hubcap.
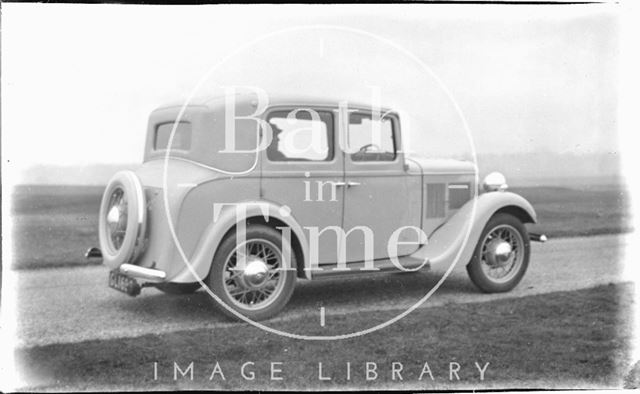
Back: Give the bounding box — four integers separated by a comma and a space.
242, 258, 270, 288
485, 239, 513, 266
222, 239, 286, 310
480, 224, 524, 283
107, 206, 120, 225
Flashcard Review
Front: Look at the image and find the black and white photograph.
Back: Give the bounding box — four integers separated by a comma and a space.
1, 1, 639, 391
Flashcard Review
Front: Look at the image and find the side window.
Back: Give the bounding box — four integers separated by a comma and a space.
348, 113, 396, 162
266, 109, 334, 162
154, 121, 192, 151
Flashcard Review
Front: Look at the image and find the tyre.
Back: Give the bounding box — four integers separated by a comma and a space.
98, 171, 147, 269
466, 213, 530, 293
155, 282, 201, 295
207, 224, 297, 321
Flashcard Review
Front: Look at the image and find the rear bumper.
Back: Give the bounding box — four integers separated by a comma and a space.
86, 247, 166, 281
119, 263, 166, 281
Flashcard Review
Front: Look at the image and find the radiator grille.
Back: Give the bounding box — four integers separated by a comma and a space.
426, 183, 446, 218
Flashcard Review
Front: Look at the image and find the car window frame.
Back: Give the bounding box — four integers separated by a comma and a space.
260, 104, 343, 167
153, 121, 193, 152
263, 106, 339, 165
345, 109, 401, 165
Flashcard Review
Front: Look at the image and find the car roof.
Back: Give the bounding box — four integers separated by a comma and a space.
155, 93, 394, 114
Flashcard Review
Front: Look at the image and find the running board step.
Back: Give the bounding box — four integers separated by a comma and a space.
311, 256, 430, 279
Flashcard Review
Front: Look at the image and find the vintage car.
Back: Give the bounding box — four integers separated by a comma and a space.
86, 93, 546, 321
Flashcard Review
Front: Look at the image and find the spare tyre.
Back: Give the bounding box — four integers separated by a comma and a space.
98, 171, 147, 269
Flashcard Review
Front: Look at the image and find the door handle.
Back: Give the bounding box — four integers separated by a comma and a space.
334, 181, 360, 188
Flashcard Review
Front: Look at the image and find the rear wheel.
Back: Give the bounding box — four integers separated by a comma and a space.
466, 213, 530, 293
207, 225, 296, 321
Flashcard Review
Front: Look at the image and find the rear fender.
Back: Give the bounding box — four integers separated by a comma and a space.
410, 191, 536, 267
170, 200, 310, 282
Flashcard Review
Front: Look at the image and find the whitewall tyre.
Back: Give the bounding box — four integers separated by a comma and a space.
98, 171, 147, 269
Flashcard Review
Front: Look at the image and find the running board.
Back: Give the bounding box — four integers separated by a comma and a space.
310, 256, 430, 279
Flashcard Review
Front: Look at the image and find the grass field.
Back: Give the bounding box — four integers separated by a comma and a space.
13, 283, 636, 391
8, 183, 632, 270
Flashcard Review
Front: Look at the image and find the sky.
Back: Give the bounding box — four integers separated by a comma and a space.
2, 3, 619, 173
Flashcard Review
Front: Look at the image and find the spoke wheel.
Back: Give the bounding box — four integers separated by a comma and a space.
105, 187, 128, 251
98, 171, 146, 269
207, 224, 296, 321
479, 224, 524, 284
222, 239, 286, 310
467, 213, 530, 293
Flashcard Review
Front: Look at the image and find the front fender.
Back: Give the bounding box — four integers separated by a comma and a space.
170, 200, 310, 282
410, 191, 536, 267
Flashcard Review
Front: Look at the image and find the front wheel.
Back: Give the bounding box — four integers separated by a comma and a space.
466, 213, 530, 293
207, 225, 296, 321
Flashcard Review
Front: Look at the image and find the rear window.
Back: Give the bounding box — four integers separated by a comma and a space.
154, 122, 192, 151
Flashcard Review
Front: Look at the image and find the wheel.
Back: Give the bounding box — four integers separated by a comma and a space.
155, 282, 201, 295
466, 213, 530, 293
98, 171, 146, 269
207, 224, 296, 321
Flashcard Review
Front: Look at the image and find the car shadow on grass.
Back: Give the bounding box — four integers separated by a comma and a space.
111, 268, 478, 324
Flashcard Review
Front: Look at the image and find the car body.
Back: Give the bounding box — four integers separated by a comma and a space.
89, 93, 546, 320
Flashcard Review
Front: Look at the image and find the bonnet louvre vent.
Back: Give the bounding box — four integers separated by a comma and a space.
426, 183, 446, 218
448, 183, 471, 209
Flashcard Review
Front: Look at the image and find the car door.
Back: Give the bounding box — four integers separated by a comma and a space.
260, 106, 344, 265
342, 109, 422, 264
